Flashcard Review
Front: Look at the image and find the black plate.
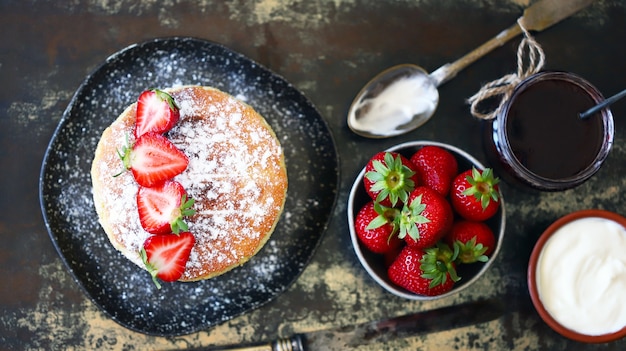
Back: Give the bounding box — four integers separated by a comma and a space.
39, 37, 339, 336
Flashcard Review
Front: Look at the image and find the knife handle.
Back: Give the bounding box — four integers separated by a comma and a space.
209, 335, 304, 351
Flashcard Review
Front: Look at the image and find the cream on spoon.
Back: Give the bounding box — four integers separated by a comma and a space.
347, 65, 438, 138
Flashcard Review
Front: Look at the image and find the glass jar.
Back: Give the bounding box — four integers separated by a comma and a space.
484, 71, 614, 191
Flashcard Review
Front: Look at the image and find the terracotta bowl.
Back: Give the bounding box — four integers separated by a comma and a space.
528, 209, 626, 342
347, 141, 506, 300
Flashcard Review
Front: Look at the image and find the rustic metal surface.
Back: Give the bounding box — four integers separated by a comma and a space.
2, 0, 625, 350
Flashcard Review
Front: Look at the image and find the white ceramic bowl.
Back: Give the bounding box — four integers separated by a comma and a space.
347, 141, 506, 300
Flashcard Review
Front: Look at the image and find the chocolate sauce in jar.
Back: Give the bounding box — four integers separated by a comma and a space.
485, 71, 614, 191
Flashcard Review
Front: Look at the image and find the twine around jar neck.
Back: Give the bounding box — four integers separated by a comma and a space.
468, 18, 546, 120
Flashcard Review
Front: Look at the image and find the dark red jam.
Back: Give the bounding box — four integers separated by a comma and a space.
483, 72, 613, 191
506, 79, 604, 179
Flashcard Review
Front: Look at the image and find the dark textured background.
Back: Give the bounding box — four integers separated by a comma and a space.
2, 0, 625, 349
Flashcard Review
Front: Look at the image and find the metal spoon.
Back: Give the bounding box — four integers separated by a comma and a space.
579, 88, 626, 119
347, 0, 596, 138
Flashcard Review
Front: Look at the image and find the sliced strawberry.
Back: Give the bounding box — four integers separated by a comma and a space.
117, 132, 189, 187
137, 180, 196, 235
134, 89, 180, 138
140, 232, 195, 289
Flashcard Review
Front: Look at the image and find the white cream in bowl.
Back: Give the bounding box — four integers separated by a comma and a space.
535, 217, 626, 336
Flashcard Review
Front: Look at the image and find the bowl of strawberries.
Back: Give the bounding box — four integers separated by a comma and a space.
347, 141, 505, 300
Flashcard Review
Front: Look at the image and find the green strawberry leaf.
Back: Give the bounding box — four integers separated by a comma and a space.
462, 167, 501, 210
366, 214, 389, 230
366, 203, 400, 236
454, 236, 489, 264
365, 153, 416, 207
170, 194, 196, 235
140, 248, 162, 290
420, 243, 461, 288
398, 194, 430, 240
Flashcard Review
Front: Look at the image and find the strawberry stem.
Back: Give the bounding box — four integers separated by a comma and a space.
365, 152, 416, 206
171, 194, 196, 234
454, 237, 489, 264
420, 242, 460, 288
397, 194, 430, 241
365, 202, 400, 236
154, 88, 180, 111
462, 167, 500, 210
113, 133, 133, 177
140, 248, 162, 289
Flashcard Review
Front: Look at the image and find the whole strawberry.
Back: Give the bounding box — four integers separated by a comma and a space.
387, 244, 459, 296
363, 152, 419, 207
446, 220, 496, 263
398, 186, 453, 249
354, 201, 403, 254
410, 145, 458, 196
450, 167, 500, 221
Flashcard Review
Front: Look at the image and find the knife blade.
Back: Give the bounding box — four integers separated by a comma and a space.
430, 0, 596, 85
520, 0, 596, 32
204, 298, 504, 351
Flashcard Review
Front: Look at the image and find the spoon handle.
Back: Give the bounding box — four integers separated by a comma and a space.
429, 23, 522, 86
429, 0, 596, 86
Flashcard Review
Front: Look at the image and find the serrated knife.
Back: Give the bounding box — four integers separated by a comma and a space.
200, 298, 504, 351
